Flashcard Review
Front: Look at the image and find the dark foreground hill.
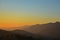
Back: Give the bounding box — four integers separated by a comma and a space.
0, 22, 60, 40
0, 29, 60, 40
0, 29, 17, 40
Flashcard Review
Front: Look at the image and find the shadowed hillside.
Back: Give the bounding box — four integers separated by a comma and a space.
0, 22, 60, 40
0, 29, 60, 40
0, 29, 17, 40
0, 29, 38, 40
23, 22, 60, 38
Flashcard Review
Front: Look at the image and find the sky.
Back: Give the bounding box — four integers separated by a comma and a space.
0, 0, 60, 29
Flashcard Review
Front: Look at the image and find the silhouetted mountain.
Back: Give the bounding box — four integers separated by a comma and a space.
0, 28, 60, 40
11, 30, 37, 40
12, 30, 32, 36
11, 30, 57, 40
0, 22, 60, 40
23, 22, 60, 38
0, 29, 39, 40
0, 29, 17, 40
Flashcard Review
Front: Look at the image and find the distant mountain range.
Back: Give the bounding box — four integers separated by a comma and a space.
0, 22, 60, 40
0, 29, 40, 40
23, 22, 60, 38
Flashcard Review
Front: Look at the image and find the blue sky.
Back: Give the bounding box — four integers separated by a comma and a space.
1, 0, 60, 17
0, 0, 60, 27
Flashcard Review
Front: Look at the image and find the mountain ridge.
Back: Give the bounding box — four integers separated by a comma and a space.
23, 22, 60, 38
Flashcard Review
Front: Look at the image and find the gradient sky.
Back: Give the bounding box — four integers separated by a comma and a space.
0, 0, 60, 29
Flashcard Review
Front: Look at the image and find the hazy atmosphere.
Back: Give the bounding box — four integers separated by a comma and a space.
0, 0, 60, 40
0, 0, 60, 28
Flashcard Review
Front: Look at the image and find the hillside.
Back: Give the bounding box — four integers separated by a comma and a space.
23, 22, 60, 38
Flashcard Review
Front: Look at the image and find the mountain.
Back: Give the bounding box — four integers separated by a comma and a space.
23, 22, 60, 38
12, 30, 41, 39
0, 29, 37, 40
0, 29, 17, 40
11, 30, 55, 40
12, 30, 33, 37
0, 21, 60, 40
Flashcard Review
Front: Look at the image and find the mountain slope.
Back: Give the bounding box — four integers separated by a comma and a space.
23, 22, 60, 38
12, 30, 33, 37
0, 29, 17, 40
